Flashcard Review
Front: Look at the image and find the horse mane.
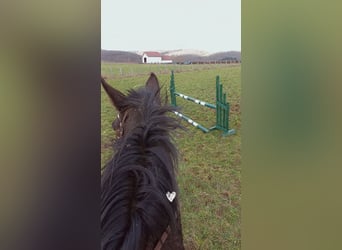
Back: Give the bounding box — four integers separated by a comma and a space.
101, 86, 182, 250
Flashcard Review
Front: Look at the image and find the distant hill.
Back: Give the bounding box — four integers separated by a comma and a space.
164, 49, 211, 57
101, 50, 141, 63
207, 51, 241, 61
170, 51, 241, 63
101, 49, 241, 63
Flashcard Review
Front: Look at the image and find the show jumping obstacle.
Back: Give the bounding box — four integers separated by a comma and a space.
170, 70, 235, 136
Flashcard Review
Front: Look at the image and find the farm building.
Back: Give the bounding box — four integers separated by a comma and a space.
142, 51, 173, 64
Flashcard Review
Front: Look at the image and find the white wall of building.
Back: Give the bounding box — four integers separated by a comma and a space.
160, 60, 172, 64
142, 53, 173, 64
142, 54, 162, 64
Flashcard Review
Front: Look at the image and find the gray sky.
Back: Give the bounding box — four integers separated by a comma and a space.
101, 0, 241, 53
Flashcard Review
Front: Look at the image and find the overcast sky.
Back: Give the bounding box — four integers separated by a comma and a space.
101, 0, 241, 53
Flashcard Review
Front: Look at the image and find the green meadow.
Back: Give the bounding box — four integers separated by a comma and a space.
101, 63, 241, 250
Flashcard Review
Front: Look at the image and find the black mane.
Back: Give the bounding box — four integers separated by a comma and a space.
101, 86, 182, 250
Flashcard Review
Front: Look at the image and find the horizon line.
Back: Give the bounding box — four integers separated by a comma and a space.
101, 48, 241, 53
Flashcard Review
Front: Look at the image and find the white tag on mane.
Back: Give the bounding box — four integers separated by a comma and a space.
166, 191, 176, 202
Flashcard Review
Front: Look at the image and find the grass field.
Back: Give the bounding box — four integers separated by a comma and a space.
101, 63, 241, 250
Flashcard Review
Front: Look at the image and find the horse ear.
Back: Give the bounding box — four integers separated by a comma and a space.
146, 73, 161, 102
101, 77, 126, 111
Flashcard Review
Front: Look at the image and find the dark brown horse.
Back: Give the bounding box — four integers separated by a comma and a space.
101, 73, 184, 250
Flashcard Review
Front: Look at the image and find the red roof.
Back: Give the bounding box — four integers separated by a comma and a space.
162, 55, 172, 60
144, 51, 162, 57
